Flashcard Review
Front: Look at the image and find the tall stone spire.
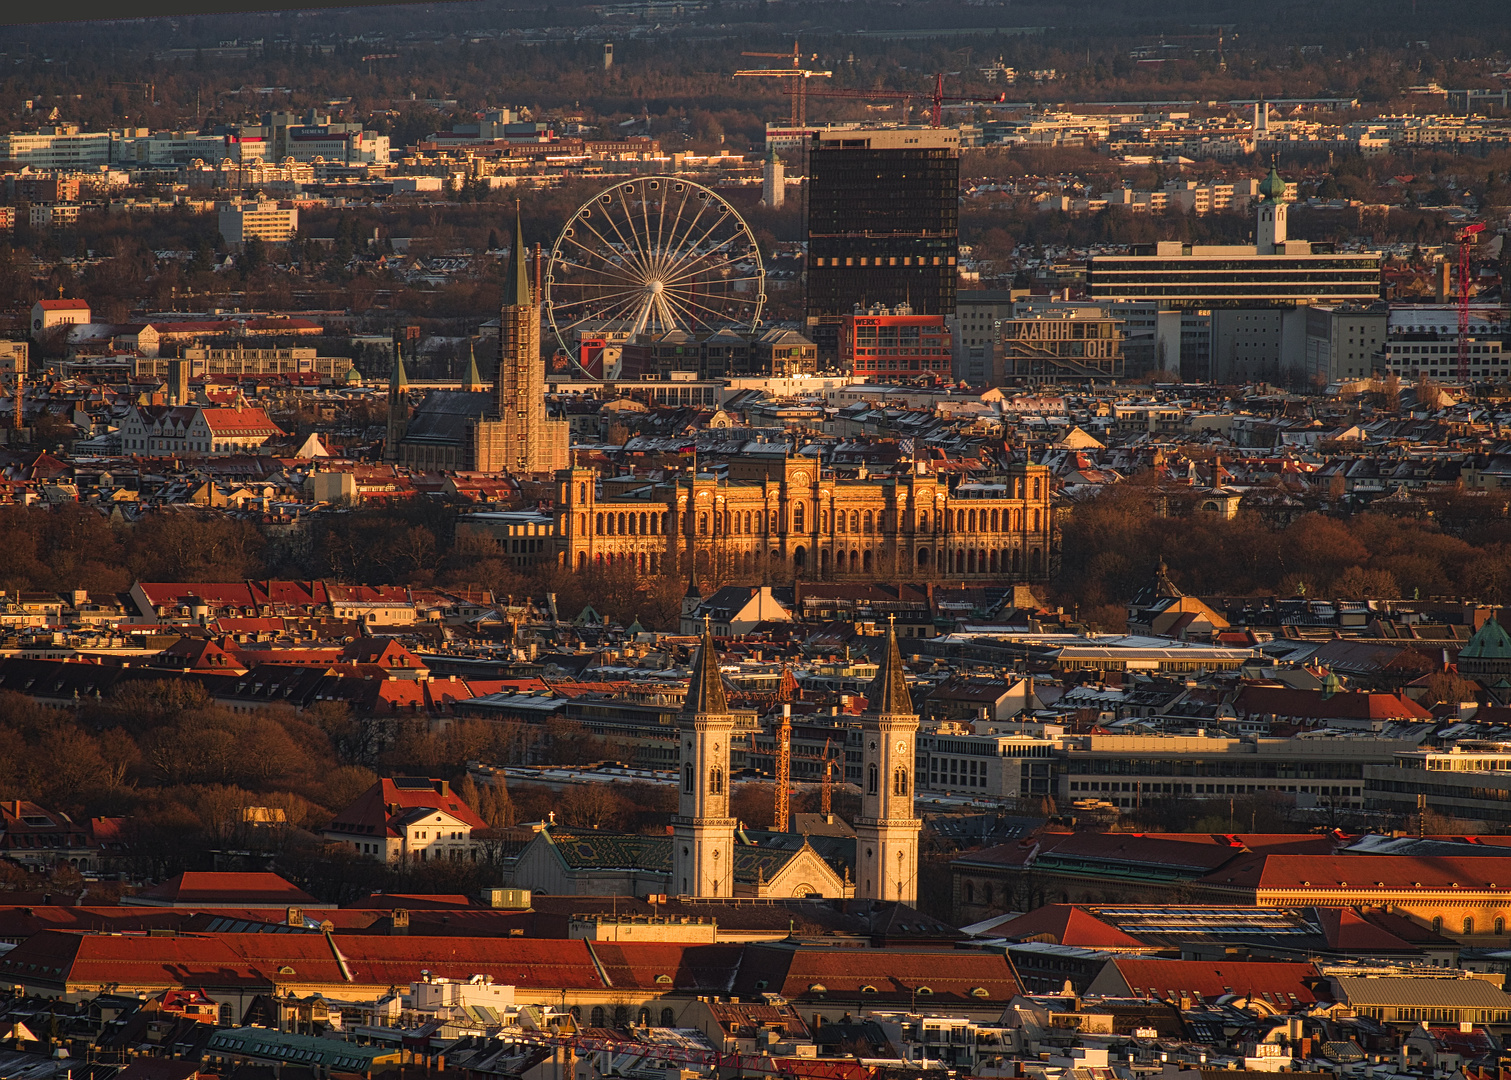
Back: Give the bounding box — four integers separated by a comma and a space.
505, 202, 532, 307
461, 340, 484, 392
384, 329, 410, 463
494, 202, 568, 474
683, 620, 729, 717
867, 621, 912, 716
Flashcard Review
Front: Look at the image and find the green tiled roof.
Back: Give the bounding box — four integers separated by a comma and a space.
1462, 617, 1511, 660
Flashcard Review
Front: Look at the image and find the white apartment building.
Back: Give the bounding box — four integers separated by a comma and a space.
1383, 305, 1507, 383
217, 200, 299, 247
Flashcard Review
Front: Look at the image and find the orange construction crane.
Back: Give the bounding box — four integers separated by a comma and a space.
1457, 222, 1486, 381
772, 703, 791, 833
734, 40, 831, 128
793, 72, 1005, 128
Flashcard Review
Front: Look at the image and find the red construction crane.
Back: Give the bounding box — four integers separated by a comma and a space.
1457, 222, 1485, 381
792, 72, 1006, 128
735, 39, 831, 128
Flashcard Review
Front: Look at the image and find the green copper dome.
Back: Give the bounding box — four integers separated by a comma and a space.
1259, 166, 1287, 202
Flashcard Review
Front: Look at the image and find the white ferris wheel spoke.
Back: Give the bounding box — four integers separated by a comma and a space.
546, 178, 765, 353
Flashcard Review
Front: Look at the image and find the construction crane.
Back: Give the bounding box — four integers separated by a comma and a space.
772, 703, 791, 833
793, 72, 1005, 128
734, 39, 832, 128
820, 736, 834, 816
1457, 222, 1486, 381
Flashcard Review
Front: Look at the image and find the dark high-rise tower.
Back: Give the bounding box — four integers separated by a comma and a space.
804, 128, 960, 363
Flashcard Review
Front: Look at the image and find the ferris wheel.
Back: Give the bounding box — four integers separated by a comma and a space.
544, 177, 766, 360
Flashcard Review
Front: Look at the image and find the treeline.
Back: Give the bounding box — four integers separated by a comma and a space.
0, 501, 689, 629
1057, 476, 1511, 631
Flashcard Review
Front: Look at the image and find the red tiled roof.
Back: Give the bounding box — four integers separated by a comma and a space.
131, 871, 317, 906
1098, 958, 1323, 1004
732, 943, 1020, 1005
200, 407, 284, 436
328, 777, 487, 839
0, 930, 608, 991
590, 942, 745, 992
1233, 685, 1432, 721
1312, 906, 1418, 952
37, 299, 90, 310
1201, 854, 1511, 892
983, 905, 1151, 950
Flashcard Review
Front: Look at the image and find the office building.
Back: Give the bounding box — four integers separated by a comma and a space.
805, 127, 960, 363
999, 304, 1124, 383
0, 125, 112, 168
217, 200, 299, 247
952, 290, 1023, 384
1086, 169, 1382, 380
1304, 303, 1389, 385
1383, 305, 1507, 383
841, 304, 951, 380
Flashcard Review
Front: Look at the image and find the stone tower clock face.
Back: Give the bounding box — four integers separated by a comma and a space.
896, 740, 907, 754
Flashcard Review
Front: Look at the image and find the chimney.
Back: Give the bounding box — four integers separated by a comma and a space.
391, 908, 410, 934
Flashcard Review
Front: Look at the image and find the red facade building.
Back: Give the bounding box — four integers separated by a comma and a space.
840, 305, 951, 379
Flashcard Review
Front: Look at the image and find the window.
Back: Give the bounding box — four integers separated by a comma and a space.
1465, 917, 1475, 935
893, 767, 909, 796
709, 766, 724, 795
793, 503, 805, 530
868, 763, 879, 795
683, 763, 694, 793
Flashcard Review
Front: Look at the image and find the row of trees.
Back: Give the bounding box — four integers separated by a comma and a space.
1056, 476, 1511, 631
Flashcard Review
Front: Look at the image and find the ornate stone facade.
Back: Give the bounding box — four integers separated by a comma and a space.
553, 457, 1055, 583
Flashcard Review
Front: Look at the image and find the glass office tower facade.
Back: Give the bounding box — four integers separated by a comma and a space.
805, 128, 960, 364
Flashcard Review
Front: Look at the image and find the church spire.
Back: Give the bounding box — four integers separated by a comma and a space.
866, 618, 912, 716
461, 340, 484, 392
684, 619, 729, 716
505, 202, 531, 308
391, 331, 409, 390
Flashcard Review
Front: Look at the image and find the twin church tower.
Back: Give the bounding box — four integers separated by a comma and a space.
675, 620, 921, 904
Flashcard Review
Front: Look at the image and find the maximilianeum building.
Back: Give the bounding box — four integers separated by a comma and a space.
552, 456, 1055, 583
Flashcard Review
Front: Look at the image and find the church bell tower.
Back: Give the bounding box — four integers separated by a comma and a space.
854, 619, 922, 904
672, 621, 737, 897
